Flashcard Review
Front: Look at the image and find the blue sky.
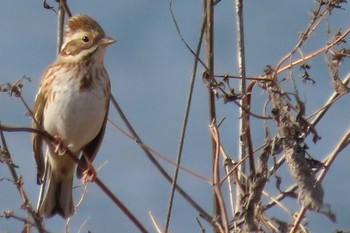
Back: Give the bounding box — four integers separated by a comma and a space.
1, 1, 350, 232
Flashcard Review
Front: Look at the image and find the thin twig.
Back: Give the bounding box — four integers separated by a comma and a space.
77, 217, 90, 233
210, 122, 229, 233
289, 207, 307, 233
263, 184, 298, 211
219, 144, 236, 217
274, 2, 327, 74
149, 211, 163, 233
231, 99, 272, 120
95, 178, 149, 233
219, 154, 249, 186
318, 128, 350, 183
262, 190, 295, 216
109, 95, 214, 224
307, 73, 350, 126
0, 211, 36, 229
0, 127, 46, 233
169, 1, 209, 71
276, 26, 350, 75
108, 119, 211, 183
165, 2, 206, 232
245, 81, 257, 176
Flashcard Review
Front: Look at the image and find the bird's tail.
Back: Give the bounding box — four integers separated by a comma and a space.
38, 168, 75, 219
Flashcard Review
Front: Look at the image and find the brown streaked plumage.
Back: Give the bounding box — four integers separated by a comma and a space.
32, 14, 115, 219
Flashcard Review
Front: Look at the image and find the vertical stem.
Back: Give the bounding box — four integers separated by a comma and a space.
164, 4, 206, 231
204, 0, 219, 231
57, 0, 66, 54
204, 0, 216, 122
38, 0, 66, 213
234, 0, 248, 210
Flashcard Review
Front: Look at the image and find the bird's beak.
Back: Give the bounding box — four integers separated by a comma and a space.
101, 37, 116, 46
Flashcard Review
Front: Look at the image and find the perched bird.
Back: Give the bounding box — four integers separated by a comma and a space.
32, 14, 115, 219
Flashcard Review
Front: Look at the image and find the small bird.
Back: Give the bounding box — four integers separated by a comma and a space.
32, 14, 115, 219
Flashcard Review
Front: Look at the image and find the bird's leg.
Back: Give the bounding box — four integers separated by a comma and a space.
53, 135, 66, 156
82, 155, 97, 183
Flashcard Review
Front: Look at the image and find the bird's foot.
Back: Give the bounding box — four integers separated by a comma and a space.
53, 135, 66, 156
82, 156, 97, 183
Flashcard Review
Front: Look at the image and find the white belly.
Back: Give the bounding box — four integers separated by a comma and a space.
43, 76, 107, 153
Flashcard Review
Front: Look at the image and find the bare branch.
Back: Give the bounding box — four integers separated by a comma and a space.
0, 128, 46, 233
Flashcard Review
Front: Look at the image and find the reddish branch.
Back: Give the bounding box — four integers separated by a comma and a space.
0, 124, 148, 233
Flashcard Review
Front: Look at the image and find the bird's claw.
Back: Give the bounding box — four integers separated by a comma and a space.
82, 156, 97, 183
53, 135, 66, 156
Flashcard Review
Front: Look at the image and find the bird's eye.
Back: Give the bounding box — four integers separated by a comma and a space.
82, 36, 90, 43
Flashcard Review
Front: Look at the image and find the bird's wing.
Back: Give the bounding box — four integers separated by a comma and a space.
32, 66, 55, 184
32, 87, 47, 184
